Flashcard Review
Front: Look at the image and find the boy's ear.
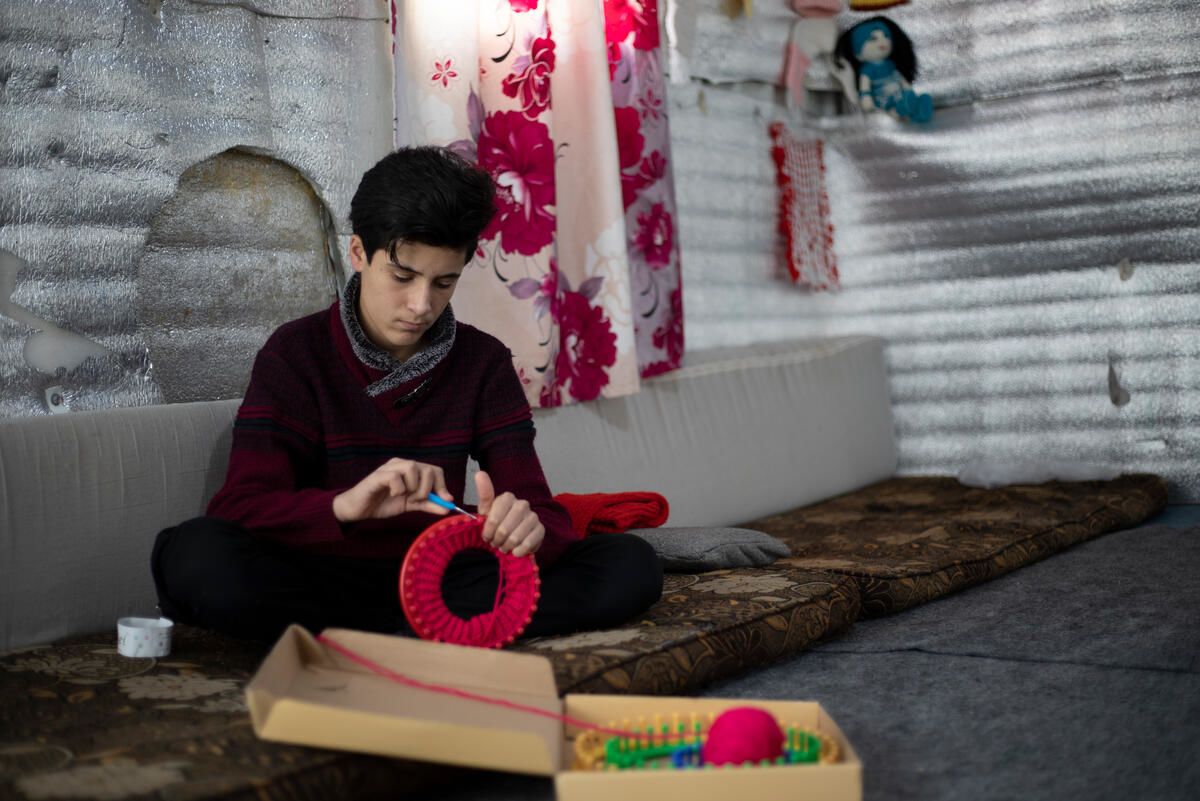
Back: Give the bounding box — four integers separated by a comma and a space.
349, 235, 367, 274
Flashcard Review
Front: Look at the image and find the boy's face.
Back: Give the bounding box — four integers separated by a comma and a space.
349, 236, 465, 362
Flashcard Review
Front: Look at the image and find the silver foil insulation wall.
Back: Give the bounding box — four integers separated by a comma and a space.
671, 0, 1200, 500
0, 0, 392, 415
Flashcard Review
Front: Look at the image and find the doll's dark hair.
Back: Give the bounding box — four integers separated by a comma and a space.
834, 16, 919, 83
349, 146, 496, 266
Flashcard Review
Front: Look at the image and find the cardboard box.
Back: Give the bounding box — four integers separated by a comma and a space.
246, 626, 862, 801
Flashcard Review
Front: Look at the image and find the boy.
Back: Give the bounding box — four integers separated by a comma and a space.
151, 147, 662, 641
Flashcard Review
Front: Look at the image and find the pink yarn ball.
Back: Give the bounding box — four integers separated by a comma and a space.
701, 707, 785, 766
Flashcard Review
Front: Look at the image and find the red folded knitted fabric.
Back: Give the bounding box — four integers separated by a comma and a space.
554, 492, 670, 536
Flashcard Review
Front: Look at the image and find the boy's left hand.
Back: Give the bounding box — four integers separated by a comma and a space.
475, 471, 545, 558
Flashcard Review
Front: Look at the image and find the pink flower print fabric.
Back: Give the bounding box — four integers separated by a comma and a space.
604, 0, 685, 379
501, 34, 555, 119
393, 0, 684, 405
478, 110, 557, 257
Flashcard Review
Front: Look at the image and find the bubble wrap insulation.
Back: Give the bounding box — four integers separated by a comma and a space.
0, 0, 391, 414
673, 0, 1200, 500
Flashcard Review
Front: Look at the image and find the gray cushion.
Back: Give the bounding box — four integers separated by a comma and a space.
627, 527, 792, 572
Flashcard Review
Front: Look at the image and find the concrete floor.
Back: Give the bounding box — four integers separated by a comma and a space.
422, 510, 1200, 801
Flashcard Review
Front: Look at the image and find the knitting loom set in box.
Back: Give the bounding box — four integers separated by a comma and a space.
246, 626, 862, 801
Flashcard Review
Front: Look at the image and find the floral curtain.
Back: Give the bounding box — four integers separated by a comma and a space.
604, 0, 683, 379
392, 0, 683, 408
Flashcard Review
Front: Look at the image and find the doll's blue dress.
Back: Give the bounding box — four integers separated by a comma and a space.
861, 59, 933, 122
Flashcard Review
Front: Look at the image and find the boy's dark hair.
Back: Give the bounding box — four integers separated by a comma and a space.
349, 146, 496, 265
834, 16, 919, 84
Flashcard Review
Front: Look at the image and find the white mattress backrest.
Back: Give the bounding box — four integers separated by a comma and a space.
0, 399, 239, 651
514, 335, 897, 526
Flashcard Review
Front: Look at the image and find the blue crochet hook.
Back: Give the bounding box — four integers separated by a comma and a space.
427, 492, 479, 520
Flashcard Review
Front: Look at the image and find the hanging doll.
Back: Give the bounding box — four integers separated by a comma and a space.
835, 16, 933, 123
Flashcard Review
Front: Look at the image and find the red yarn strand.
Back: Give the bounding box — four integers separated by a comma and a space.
316, 633, 634, 738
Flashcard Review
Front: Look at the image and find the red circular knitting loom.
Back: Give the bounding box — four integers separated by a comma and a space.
399, 514, 540, 649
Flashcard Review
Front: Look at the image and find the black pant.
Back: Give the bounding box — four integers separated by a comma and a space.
151, 517, 663, 643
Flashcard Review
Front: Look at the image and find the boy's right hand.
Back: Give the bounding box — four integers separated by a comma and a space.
332, 458, 451, 523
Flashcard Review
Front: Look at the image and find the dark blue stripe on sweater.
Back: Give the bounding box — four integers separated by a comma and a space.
471, 419, 535, 450
233, 418, 316, 443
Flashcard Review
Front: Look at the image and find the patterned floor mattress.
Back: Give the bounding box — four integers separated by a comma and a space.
0, 474, 1166, 800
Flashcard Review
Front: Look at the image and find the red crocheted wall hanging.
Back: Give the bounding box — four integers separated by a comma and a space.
769, 121, 838, 291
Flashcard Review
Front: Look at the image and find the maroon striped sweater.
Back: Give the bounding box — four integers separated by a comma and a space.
206, 302, 578, 566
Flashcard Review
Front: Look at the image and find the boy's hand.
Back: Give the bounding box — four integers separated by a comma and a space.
333, 458, 451, 522
475, 471, 544, 557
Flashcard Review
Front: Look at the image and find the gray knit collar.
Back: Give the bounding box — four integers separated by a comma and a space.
339, 272, 456, 397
